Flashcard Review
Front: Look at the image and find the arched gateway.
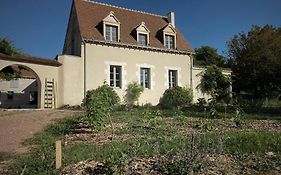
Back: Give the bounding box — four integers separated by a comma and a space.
0, 54, 61, 109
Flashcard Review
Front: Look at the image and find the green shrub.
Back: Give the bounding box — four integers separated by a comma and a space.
160, 86, 193, 109
83, 84, 120, 131
125, 81, 144, 107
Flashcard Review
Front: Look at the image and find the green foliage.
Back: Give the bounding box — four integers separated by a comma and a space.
0, 37, 23, 56
227, 25, 281, 101
83, 84, 120, 131
160, 86, 193, 109
0, 66, 22, 81
198, 65, 231, 103
222, 131, 281, 154
194, 45, 227, 67
125, 81, 144, 107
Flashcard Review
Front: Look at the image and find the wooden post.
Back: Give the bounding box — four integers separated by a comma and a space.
56, 140, 62, 169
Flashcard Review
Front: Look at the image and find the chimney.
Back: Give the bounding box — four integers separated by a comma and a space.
167, 12, 175, 27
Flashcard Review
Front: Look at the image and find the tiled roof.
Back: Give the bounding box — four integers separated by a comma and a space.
0, 53, 62, 67
74, 0, 193, 52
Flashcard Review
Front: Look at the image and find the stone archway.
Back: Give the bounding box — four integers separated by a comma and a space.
0, 64, 42, 109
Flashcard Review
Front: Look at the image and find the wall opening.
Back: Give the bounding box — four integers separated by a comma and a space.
0, 64, 41, 109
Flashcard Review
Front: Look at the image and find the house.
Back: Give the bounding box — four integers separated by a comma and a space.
0, 0, 230, 109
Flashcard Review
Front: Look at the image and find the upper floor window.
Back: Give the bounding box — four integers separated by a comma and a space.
106, 25, 118, 42
136, 22, 150, 46
165, 35, 175, 49
140, 68, 150, 89
163, 23, 176, 49
138, 34, 148, 46
103, 11, 120, 42
168, 70, 178, 88
110, 65, 122, 88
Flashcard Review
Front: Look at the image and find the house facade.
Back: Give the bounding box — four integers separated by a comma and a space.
58, 0, 194, 106
0, 0, 230, 109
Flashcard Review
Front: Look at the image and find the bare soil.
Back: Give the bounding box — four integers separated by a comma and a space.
0, 109, 81, 154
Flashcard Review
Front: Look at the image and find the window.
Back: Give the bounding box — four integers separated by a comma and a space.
168, 70, 178, 88
105, 25, 118, 42
165, 35, 175, 49
110, 65, 122, 88
140, 68, 150, 89
7, 91, 14, 100
138, 34, 148, 46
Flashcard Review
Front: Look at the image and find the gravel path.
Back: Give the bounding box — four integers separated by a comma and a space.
0, 109, 81, 153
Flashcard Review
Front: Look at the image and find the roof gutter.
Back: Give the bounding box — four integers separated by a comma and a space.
82, 38, 194, 56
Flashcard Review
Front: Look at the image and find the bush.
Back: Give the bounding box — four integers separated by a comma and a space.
160, 86, 193, 109
125, 81, 144, 107
83, 84, 120, 131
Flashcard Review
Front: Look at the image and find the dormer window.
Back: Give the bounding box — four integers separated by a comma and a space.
105, 25, 118, 42
136, 22, 150, 46
138, 34, 148, 46
103, 11, 120, 42
163, 23, 177, 49
165, 35, 175, 49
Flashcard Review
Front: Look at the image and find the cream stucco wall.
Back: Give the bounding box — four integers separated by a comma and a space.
57, 55, 84, 106
0, 60, 59, 108
80, 43, 192, 105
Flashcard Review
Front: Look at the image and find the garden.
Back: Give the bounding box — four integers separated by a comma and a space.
4, 79, 281, 175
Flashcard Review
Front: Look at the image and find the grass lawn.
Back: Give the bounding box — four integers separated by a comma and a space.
5, 108, 281, 175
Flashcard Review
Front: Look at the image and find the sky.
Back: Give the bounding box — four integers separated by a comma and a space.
0, 0, 280, 59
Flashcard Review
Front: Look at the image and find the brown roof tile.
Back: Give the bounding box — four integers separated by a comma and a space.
0, 53, 62, 67
74, 0, 193, 52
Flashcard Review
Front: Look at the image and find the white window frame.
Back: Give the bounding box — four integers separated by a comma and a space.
140, 67, 151, 89
110, 65, 122, 88
168, 69, 178, 88
165, 35, 175, 49
105, 61, 127, 89
138, 33, 148, 46
105, 25, 118, 42
163, 23, 177, 49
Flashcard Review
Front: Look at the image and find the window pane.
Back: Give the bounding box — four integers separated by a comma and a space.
139, 34, 147, 46
168, 70, 177, 88
165, 35, 174, 49
110, 65, 122, 88
140, 68, 150, 89
105, 25, 118, 42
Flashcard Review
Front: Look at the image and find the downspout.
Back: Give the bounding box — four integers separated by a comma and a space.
83, 40, 87, 98
190, 53, 194, 91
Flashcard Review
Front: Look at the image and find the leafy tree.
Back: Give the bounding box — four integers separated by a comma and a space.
160, 86, 193, 109
0, 37, 23, 56
227, 25, 281, 100
198, 65, 231, 103
194, 46, 226, 67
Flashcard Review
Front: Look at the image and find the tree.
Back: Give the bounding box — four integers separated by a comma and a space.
227, 25, 281, 100
0, 37, 23, 56
194, 46, 226, 67
198, 65, 231, 103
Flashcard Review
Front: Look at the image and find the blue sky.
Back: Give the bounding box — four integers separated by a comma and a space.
0, 0, 280, 58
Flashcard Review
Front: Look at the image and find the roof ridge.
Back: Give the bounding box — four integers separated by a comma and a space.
83, 0, 167, 18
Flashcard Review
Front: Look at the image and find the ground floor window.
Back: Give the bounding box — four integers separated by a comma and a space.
110, 65, 122, 88
168, 70, 178, 88
140, 68, 150, 89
